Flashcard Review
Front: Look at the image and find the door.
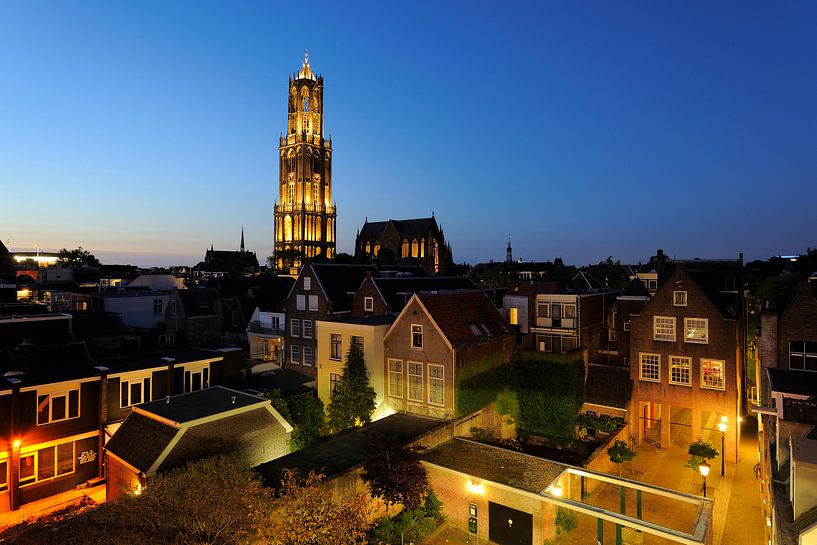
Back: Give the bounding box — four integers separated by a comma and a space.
489, 501, 533, 545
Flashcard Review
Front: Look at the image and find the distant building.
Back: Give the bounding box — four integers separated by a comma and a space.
102, 291, 171, 330
165, 287, 224, 347
598, 278, 652, 366
195, 230, 260, 279
355, 216, 452, 275
351, 274, 475, 317
273, 53, 337, 268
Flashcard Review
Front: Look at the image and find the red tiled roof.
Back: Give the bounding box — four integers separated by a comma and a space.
416, 290, 511, 348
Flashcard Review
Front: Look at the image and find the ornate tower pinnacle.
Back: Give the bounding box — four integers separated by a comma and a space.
273, 53, 337, 269
506, 236, 513, 263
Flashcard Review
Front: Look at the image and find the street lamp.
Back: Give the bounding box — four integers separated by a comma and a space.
699, 462, 711, 498
718, 419, 727, 477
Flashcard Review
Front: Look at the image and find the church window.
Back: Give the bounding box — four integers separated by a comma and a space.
303, 96, 310, 112
284, 216, 293, 242
365, 242, 371, 255
402, 239, 409, 258
316, 217, 322, 241
433, 241, 439, 273
411, 239, 419, 258
374, 244, 380, 256
420, 238, 425, 258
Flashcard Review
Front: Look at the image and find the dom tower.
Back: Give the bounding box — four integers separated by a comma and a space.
274, 53, 337, 268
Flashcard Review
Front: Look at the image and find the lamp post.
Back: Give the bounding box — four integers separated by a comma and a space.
699, 462, 711, 498
718, 418, 727, 477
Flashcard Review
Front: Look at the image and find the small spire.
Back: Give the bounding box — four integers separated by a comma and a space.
240, 227, 245, 252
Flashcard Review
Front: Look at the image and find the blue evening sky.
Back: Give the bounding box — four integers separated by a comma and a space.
1, 2, 815, 267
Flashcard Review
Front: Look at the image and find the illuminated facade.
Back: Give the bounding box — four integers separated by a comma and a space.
273, 53, 336, 269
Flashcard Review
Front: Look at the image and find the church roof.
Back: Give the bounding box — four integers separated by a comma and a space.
359, 217, 439, 239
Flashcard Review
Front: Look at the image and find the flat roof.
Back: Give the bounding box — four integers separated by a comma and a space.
423, 438, 565, 493
137, 386, 266, 424
255, 413, 445, 486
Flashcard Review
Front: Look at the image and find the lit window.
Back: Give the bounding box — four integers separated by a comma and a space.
0, 461, 7, 491
411, 324, 423, 349
21, 442, 75, 486
388, 359, 403, 397
538, 335, 552, 353
120, 376, 152, 408
653, 316, 676, 342
330, 334, 342, 360
428, 364, 444, 406
303, 346, 313, 367
509, 307, 518, 326
684, 318, 708, 344
290, 345, 301, 365
296, 294, 305, 311
408, 362, 423, 401
789, 341, 817, 371
669, 356, 691, 386
302, 320, 313, 339
290, 318, 300, 338
639, 353, 660, 382
308, 295, 318, 311
303, 277, 311, 291
364, 297, 374, 312
701, 359, 725, 390
37, 389, 80, 425
673, 291, 687, 306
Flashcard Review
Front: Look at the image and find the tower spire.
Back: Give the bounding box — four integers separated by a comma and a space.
240, 227, 245, 253
506, 235, 513, 263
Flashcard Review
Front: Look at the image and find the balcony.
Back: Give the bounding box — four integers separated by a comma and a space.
248, 321, 285, 336
535, 317, 576, 329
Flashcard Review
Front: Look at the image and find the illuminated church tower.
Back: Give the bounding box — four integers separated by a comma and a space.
273, 52, 336, 268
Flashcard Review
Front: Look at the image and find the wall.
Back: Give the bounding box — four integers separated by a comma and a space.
350, 277, 390, 317
285, 266, 330, 378
106, 453, 140, 502
777, 284, 817, 370
104, 294, 170, 329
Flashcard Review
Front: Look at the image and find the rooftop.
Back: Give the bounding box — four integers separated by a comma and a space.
333, 315, 396, 326
416, 290, 512, 347
584, 364, 632, 409
423, 438, 564, 493
255, 413, 445, 486
136, 386, 266, 424
768, 368, 817, 397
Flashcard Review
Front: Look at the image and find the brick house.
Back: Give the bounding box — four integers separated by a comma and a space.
351, 275, 477, 317
284, 264, 376, 378
383, 291, 515, 420
629, 259, 746, 462
597, 278, 651, 367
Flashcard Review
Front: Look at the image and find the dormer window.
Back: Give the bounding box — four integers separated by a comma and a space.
411, 324, 423, 349
673, 291, 687, 306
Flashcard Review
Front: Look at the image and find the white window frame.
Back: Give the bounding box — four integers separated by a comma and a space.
364, 297, 374, 312
183, 363, 210, 393
303, 346, 313, 367
20, 441, 76, 487
119, 374, 153, 408
639, 353, 661, 383
296, 294, 306, 311
623, 321, 631, 332
427, 364, 445, 407
411, 324, 423, 350
673, 291, 687, 307
701, 358, 726, 390
303, 277, 311, 291
302, 319, 313, 339
308, 295, 319, 312
290, 345, 301, 365
290, 318, 300, 338
407, 361, 423, 402
669, 356, 692, 387
388, 359, 403, 398
684, 318, 708, 344
36, 388, 81, 426
653, 316, 676, 342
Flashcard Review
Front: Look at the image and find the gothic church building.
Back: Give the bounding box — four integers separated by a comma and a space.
274, 54, 336, 268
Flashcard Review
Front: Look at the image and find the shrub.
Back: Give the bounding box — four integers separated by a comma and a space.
687, 438, 719, 471
367, 490, 445, 545
470, 426, 493, 443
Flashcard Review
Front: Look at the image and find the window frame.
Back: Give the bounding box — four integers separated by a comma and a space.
290, 345, 301, 365
119, 375, 153, 408
427, 364, 445, 407
411, 324, 423, 350
330, 334, 342, 360
308, 295, 319, 312
407, 361, 423, 402
701, 358, 726, 390
19, 441, 76, 487
296, 294, 306, 311
290, 318, 300, 338
669, 356, 692, 387
653, 316, 676, 342
302, 319, 313, 339
36, 388, 81, 426
303, 346, 313, 367
639, 353, 661, 383
329, 373, 341, 396
388, 359, 403, 398
364, 297, 374, 312
673, 291, 688, 307
684, 318, 708, 344
303, 277, 311, 291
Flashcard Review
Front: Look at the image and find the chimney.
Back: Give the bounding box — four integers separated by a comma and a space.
231, 396, 236, 404
165, 396, 171, 404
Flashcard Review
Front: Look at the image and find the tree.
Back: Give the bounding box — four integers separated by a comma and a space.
687, 438, 719, 471
254, 470, 369, 545
362, 442, 429, 512
607, 440, 637, 476
57, 246, 100, 268
288, 394, 325, 450
327, 346, 376, 433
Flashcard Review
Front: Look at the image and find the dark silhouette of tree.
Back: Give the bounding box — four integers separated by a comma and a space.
288, 394, 325, 450
57, 247, 100, 268
327, 347, 376, 432
362, 442, 429, 511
